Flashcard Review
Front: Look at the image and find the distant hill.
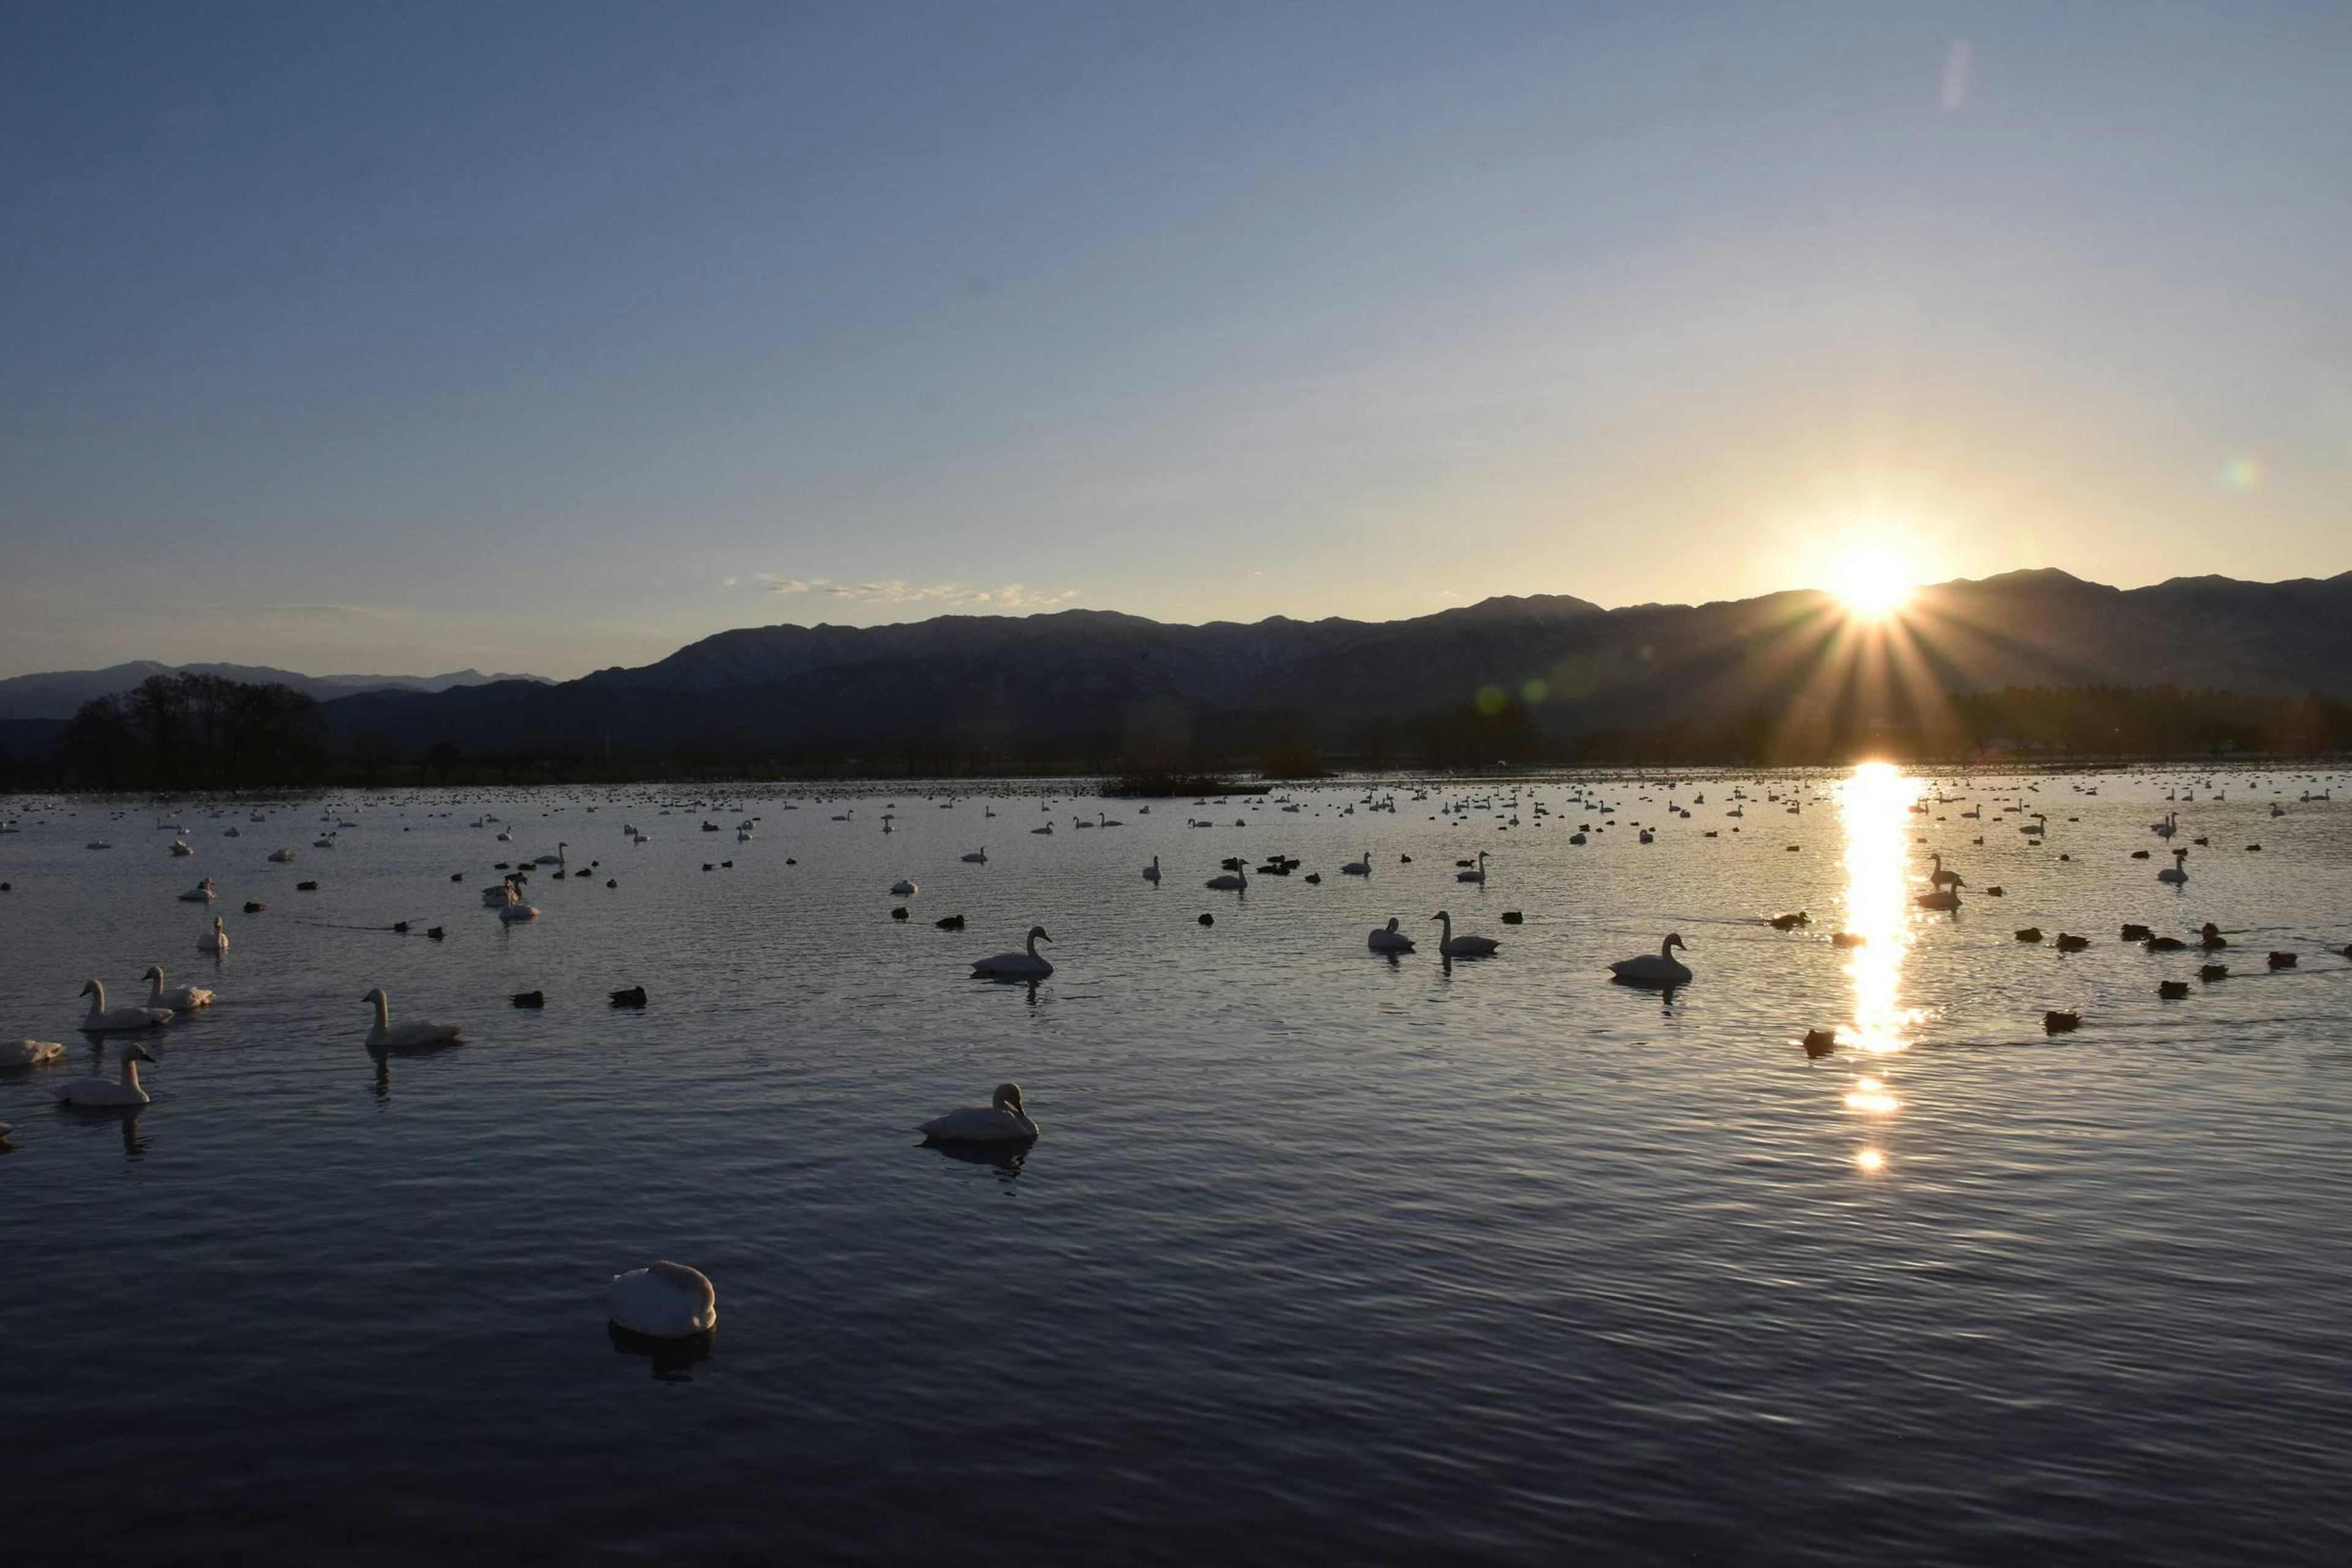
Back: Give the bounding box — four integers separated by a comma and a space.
0, 662, 552, 722
299, 570, 2352, 765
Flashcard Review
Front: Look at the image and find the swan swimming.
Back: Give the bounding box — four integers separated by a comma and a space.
1915, 878, 1964, 911
1609, 934, 1691, 986
1142, 854, 1160, 883
1926, 852, 1962, 890
891, 878, 918, 896
608, 1261, 718, 1339
534, 843, 568, 867
962, 848, 987, 864
971, 925, 1054, 979
80, 979, 172, 1033
144, 965, 214, 1011
1455, 851, 1488, 884
178, 877, 216, 902
1431, 910, 1499, 957
1367, 918, 1416, 953
1, 1038, 66, 1068
268, 848, 296, 862
53, 1042, 155, 1107
2158, 848, 2189, 884
1341, 850, 1371, 876
198, 915, 230, 954
1204, 863, 1247, 891
362, 987, 464, 1051
919, 1082, 1039, 1142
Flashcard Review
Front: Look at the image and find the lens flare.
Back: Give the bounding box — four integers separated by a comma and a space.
1831, 546, 1915, 618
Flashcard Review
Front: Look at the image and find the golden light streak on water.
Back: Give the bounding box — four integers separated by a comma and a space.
1836, 762, 1928, 1057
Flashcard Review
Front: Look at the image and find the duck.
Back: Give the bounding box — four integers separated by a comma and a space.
361, 988, 464, 1051
2120, 923, 2154, 942
178, 878, 216, 903
1769, 911, 1810, 931
52, 1042, 155, 1107
2014, 927, 2045, 943
2157, 980, 2191, 1000
1455, 851, 1489, 884
1142, 855, 1160, 883
1366, 918, 1416, 953
2144, 935, 2187, 952
2199, 963, 2229, 982
1431, 910, 1500, 958
1340, 850, 1371, 876
1831, 932, 1866, 948
1608, 933, 1690, 985
971, 925, 1054, 979
918, 1082, 1038, 1142
511, 990, 545, 1008
2054, 933, 2091, 952
935, 914, 966, 930
608, 1261, 718, 1339
609, 986, 648, 1008
890, 878, 918, 897
1801, 1028, 1836, 1058
1, 1038, 66, 1068
2268, 951, 2298, 970
79, 979, 172, 1033
2157, 848, 2188, 884
2043, 1011, 2081, 1034
2198, 922, 2228, 950
1204, 864, 1247, 892
143, 965, 214, 1011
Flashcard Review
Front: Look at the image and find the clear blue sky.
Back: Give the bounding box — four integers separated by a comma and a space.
4, 1, 2348, 678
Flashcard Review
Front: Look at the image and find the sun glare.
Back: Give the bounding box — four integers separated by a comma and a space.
1832, 546, 1915, 619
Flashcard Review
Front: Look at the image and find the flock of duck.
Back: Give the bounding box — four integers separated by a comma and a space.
6, 767, 2346, 1341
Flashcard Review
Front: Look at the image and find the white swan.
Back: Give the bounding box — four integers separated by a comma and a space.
53, 1042, 154, 1107
268, 848, 296, 862
1205, 863, 1247, 891
1341, 850, 1371, 876
971, 925, 1054, 979
1367, 917, 1416, 953
963, 848, 987, 864
1142, 855, 1159, 882
1, 1038, 66, 1068
500, 895, 541, 922
496, 826, 514, 842
80, 979, 172, 1033
1609, 933, 1691, 985
2158, 848, 2189, 884
362, 987, 463, 1050
198, 915, 230, 954
608, 1261, 718, 1338
919, 1082, 1039, 1142
1915, 878, 1964, 911
170, 839, 194, 857
891, 878, 918, 896
534, 843, 567, 867
1456, 851, 1488, 884
1431, 910, 1499, 957
179, 877, 216, 902
144, 965, 214, 1011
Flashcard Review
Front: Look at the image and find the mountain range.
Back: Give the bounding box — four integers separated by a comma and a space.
0, 662, 551, 722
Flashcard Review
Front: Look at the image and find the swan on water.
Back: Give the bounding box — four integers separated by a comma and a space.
362, 987, 463, 1050
1142, 855, 1160, 882
891, 878, 919, 896
1341, 850, 1371, 876
178, 878, 216, 902
962, 848, 987, 864
170, 839, 194, 857
268, 848, 296, 862
1205, 863, 1247, 891
80, 979, 172, 1033
1367, 918, 1416, 953
1456, 851, 1488, 884
497, 826, 514, 841
2158, 848, 2189, 884
53, 1042, 155, 1107
500, 894, 541, 922
1431, 910, 1499, 957
144, 965, 214, 1011
1915, 878, 1964, 911
1609, 933, 1691, 986
534, 843, 567, 867
1, 1038, 66, 1068
1927, 852, 1962, 890
971, 925, 1054, 979
608, 1261, 718, 1339
919, 1082, 1039, 1142
198, 915, 230, 953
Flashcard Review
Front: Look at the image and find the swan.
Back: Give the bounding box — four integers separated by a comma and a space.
1456, 851, 1488, 884
2154, 812, 2179, 839
198, 915, 230, 953
499, 894, 540, 922
891, 878, 918, 896
144, 965, 214, 1011
1926, 852, 1962, 890
497, 826, 514, 842
2157, 848, 2189, 884
1609, 933, 1691, 986
178, 877, 216, 902
1431, 910, 1499, 957
1142, 854, 1161, 882
1205, 862, 1246, 891
919, 1082, 1039, 1142
533, 843, 567, 867
268, 848, 296, 862
1, 1038, 66, 1068
362, 987, 463, 1050
608, 1261, 718, 1339
971, 925, 1054, 979
1341, 850, 1371, 876
1367, 918, 1415, 953
53, 1042, 155, 1107
80, 979, 172, 1033
1915, 878, 1964, 911
170, 839, 194, 857
962, 848, 987, 864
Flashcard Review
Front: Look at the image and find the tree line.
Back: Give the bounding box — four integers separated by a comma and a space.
49, 672, 328, 789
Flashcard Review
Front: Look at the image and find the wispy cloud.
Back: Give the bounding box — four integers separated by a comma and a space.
247, 603, 412, 623
739, 576, 1079, 611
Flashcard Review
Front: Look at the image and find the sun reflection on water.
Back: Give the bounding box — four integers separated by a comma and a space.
1834, 762, 1927, 1174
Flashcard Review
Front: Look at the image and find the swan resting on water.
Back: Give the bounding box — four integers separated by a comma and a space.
1610, 934, 1692, 986
54, 1042, 155, 1107
919, 1082, 1039, 1142
80, 979, 173, 1033
971, 925, 1054, 979
1, 1038, 66, 1068
1431, 910, 1499, 957
198, 916, 230, 954
145, 965, 214, 1011
362, 987, 464, 1051
608, 1261, 718, 1339
1367, 917, 1416, 953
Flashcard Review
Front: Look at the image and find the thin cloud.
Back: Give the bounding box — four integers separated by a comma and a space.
742, 576, 1079, 611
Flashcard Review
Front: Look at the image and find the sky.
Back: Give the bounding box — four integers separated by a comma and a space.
4, 1, 2349, 680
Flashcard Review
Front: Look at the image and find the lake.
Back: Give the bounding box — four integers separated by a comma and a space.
4, 764, 2350, 1564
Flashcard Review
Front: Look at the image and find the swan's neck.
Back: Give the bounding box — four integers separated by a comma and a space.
86, 982, 105, 1012
1659, 938, 1676, 960
148, 975, 166, 1004
120, 1057, 141, 1090
1025, 932, 1039, 957
372, 995, 391, 1030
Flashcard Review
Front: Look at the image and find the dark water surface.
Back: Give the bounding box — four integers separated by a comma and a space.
5, 767, 2350, 1564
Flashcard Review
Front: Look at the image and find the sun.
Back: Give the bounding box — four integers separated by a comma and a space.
1831, 546, 1915, 619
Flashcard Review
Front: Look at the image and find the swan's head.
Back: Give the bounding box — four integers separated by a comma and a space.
80, 978, 100, 998
1665, 933, 1687, 952
361, 987, 388, 1006
126, 1042, 156, 1064
1028, 925, 1052, 944
1386, 918, 1400, 931
143, 965, 164, 981
1431, 910, 1450, 922
1947, 876, 1966, 888
992, 1082, 1025, 1114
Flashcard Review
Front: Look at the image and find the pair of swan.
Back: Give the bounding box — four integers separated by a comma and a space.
1431, 910, 1498, 957
1368, 918, 1415, 953
919, 1082, 1038, 1142
145, 965, 214, 1011
971, 926, 1054, 978
363, 988, 463, 1050
79, 979, 173, 1032
53, 1043, 155, 1107
1610, 933, 1691, 986
609, 1261, 718, 1340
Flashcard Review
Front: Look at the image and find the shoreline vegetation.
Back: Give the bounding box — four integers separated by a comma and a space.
2, 672, 2349, 793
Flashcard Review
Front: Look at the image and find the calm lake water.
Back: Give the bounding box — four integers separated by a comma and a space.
6, 766, 2351, 1564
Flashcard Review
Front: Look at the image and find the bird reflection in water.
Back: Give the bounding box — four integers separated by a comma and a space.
922, 1137, 1030, 1182
607, 1322, 715, 1382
